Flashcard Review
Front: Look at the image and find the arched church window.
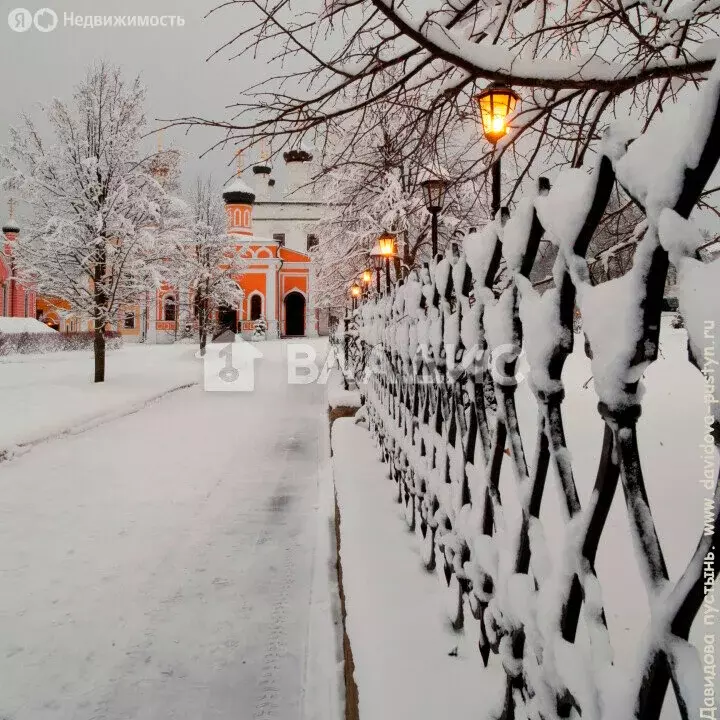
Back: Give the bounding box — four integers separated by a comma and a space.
163, 295, 177, 322
250, 294, 263, 321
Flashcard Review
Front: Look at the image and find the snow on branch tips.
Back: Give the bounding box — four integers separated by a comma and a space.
168, 0, 719, 220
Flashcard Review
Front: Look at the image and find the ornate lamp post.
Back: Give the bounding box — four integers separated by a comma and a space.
361, 269, 372, 297
474, 83, 519, 218
370, 242, 383, 295
378, 231, 396, 294
350, 281, 362, 310
420, 176, 447, 259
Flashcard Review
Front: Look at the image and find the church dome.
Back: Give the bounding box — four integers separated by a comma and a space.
222, 177, 256, 205
252, 163, 272, 176
283, 148, 313, 164
2, 218, 19, 235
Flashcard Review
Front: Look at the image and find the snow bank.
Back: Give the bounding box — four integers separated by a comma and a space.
0, 344, 201, 459
0, 317, 58, 334
332, 417, 505, 720
327, 368, 362, 412
302, 385, 345, 720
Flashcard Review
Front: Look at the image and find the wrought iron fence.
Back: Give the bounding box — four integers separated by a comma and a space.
340, 66, 720, 720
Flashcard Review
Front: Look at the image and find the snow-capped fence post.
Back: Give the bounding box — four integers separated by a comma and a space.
343, 63, 720, 720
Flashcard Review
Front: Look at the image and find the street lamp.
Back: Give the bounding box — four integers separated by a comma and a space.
378, 231, 396, 294
474, 82, 519, 219
421, 176, 447, 259
350, 281, 362, 309
361, 269, 372, 286
370, 242, 383, 295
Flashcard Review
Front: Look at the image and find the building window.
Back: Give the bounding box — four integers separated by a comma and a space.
123, 311, 136, 329
163, 295, 177, 322
273, 233, 286, 247
24, 294, 29, 318
307, 234, 319, 250
250, 294, 263, 321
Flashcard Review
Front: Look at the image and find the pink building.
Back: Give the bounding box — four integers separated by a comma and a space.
0, 211, 36, 320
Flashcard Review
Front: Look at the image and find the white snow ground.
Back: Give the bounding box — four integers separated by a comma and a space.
0, 344, 200, 458
0, 339, 341, 720
333, 417, 507, 720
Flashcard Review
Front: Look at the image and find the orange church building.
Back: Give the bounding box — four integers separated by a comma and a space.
218, 170, 314, 339
32, 150, 320, 341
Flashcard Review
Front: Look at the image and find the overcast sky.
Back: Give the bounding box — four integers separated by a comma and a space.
0, 0, 275, 219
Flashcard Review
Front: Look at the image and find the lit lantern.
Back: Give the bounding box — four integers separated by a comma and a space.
421, 177, 447, 213
361, 269, 372, 285
378, 231, 396, 258
474, 83, 520, 144
350, 282, 362, 298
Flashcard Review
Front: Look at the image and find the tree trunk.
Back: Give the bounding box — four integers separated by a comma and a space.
94, 320, 106, 383
199, 281, 210, 357
199, 308, 207, 357
93, 241, 108, 383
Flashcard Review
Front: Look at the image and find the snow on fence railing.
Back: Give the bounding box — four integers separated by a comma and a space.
342, 56, 720, 720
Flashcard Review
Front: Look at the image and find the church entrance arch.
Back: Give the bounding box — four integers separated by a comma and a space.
283, 292, 305, 337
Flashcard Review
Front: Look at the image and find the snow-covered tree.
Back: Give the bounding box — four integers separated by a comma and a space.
311, 102, 485, 307
252, 315, 267, 340
166, 178, 245, 356
2, 63, 171, 382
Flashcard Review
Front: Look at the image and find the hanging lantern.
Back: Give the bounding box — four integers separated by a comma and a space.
421, 177, 447, 213
378, 231, 396, 258
474, 83, 520, 144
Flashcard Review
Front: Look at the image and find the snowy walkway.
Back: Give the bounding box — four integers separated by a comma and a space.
0, 340, 332, 720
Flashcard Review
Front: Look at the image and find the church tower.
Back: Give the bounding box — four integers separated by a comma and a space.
1, 198, 36, 320
219, 151, 316, 339
224, 152, 256, 238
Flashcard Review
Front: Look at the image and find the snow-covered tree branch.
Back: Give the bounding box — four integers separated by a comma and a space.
167, 0, 719, 190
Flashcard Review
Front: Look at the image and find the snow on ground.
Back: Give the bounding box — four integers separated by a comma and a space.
333, 416, 507, 720
0, 344, 200, 458
331, 318, 715, 719
0, 338, 342, 720
327, 368, 361, 411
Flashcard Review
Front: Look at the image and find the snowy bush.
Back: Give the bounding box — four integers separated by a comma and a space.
0, 330, 123, 356
670, 312, 685, 329
252, 317, 267, 341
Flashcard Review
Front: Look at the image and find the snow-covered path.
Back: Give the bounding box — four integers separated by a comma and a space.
0, 340, 329, 720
